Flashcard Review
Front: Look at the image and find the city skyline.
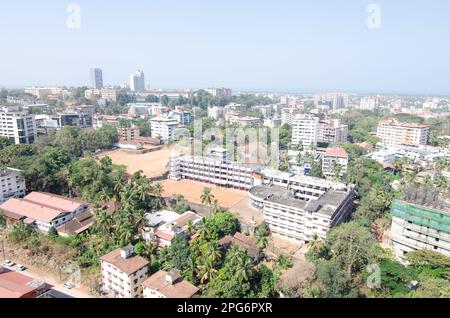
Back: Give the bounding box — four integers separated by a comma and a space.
1, 0, 450, 95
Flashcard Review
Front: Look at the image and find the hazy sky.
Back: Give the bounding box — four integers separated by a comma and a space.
1, 0, 449, 94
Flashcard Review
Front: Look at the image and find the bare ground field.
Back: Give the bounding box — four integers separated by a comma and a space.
161, 179, 247, 209
99, 146, 181, 178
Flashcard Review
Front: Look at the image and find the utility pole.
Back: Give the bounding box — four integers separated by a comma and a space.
1, 240, 5, 260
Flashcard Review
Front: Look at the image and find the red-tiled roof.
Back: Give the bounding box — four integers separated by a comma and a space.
325, 148, 348, 158
0, 268, 49, 298
100, 249, 149, 275
142, 270, 198, 298
0, 192, 87, 224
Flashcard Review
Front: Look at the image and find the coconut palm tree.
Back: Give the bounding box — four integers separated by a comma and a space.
211, 199, 222, 215
307, 234, 322, 255
200, 187, 215, 206
234, 254, 253, 284
197, 259, 217, 284
205, 242, 222, 265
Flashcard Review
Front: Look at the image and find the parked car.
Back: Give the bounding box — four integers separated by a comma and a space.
63, 282, 74, 289
2, 260, 14, 267
15, 264, 26, 271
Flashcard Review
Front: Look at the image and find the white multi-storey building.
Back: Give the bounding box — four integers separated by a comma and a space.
207, 106, 224, 120
281, 108, 302, 126
0, 107, 37, 144
169, 155, 260, 190
150, 117, 179, 142
292, 115, 320, 149
100, 246, 150, 298
321, 148, 349, 178
314, 93, 349, 110
249, 181, 355, 242
377, 119, 429, 147
318, 119, 348, 144
359, 97, 378, 111
0, 168, 26, 203
206, 87, 232, 97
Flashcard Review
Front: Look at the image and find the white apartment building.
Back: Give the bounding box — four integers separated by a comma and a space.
314, 93, 349, 110
0, 192, 89, 234
0, 168, 26, 203
100, 246, 150, 298
0, 107, 37, 144
128, 103, 155, 117
207, 106, 224, 120
390, 189, 450, 259
359, 97, 378, 111
258, 169, 348, 202
292, 114, 320, 149
249, 183, 355, 242
169, 155, 259, 190
318, 119, 348, 144
321, 148, 349, 178
377, 119, 429, 147
281, 108, 302, 126
150, 116, 179, 142
206, 87, 232, 97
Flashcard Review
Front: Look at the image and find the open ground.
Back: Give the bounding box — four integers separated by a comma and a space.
99, 146, 181, 178
160, 179, 263, 225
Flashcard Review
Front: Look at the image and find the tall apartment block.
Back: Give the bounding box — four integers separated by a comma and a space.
317, 119, 349, 144
150, 116, 179, 142
130, 70, 146, 92
377, 119, 429, 147
291, 114, 320, 149
391, 187, 450, 259
90, 68, 104, 89
0, 106, 37, 144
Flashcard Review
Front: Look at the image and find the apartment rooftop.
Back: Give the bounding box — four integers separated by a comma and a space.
100, 248, 150, 275
0, 167, 22, 178
142, 270, 198, 298
399, 186, 450, 213
251, 184, 353, 216
379, 119, 429, 129
324, 148, 348, 158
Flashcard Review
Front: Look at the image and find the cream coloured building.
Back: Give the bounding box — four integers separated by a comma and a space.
377, 119, 429, 147
100, 246, 150, 298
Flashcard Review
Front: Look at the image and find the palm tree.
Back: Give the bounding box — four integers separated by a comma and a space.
307, 234, 322, 255
434, 174, 448, 189
211, 199, 221, 215
205, 242, 222, 265
152, 183, 164, 197
200, 187, 215, 206
234, 254, 253, 284
197, 259, 217, 284
226, 244, 243, 267
98, 189, 112, 203
434, 157, 447, 172
116, 221, 133, 245
331, 161, 343, 181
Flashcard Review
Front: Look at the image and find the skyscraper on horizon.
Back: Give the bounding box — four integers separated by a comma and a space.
130, 70, 146, 92
90, 68, 104, 89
